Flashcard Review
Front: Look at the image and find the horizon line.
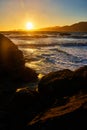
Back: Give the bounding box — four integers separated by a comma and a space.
0, 21, 87, 32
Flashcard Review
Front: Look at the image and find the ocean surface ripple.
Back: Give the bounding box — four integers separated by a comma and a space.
4, 32, 87, 75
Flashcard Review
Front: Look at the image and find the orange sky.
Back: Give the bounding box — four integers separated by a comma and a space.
0, 0, 87, 31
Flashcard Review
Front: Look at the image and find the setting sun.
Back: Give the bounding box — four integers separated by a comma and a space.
26, 22, 34, 30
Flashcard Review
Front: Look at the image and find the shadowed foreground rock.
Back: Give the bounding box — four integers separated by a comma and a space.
27, 93, 87, 130
0, 34, 38, 120
0, 66, 87, 130
0, 33, 38, 82
73, 65, 87, 90
0, 34, 24, 72
0, 33, 87, 130
9, 88, 40, 129
38, 69, 74, 98
38, 67, 87, 99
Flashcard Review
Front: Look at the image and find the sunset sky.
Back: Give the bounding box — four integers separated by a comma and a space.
0, 0, 87, 31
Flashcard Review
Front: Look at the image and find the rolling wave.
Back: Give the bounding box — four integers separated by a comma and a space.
17, 43, 87, 50
5, 32, 87, 39
3, 32, 87, 74
61, 42, 87, 47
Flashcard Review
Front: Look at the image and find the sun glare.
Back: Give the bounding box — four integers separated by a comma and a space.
26, 22, 34, 30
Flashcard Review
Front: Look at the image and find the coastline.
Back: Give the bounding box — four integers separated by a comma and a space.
0, 34, 87, 130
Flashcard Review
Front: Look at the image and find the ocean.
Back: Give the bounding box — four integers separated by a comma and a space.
3, 31, 87, 75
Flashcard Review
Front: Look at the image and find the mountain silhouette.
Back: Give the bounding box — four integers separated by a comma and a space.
39, 22, 87, 32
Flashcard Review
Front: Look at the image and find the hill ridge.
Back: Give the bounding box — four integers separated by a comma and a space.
38, 21, 87, 32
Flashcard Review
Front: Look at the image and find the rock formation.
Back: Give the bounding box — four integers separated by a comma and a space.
0, 33, 38, 82
0, 33, 87, 130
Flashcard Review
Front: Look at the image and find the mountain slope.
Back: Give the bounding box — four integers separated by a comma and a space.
39, 22, 87, 32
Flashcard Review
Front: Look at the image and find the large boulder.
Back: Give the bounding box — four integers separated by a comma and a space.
38, 69, 74, 98
0, 33, 24, 72
9, 87, 39, 111
72, 65, 87, 91
0, 34, 38, 82
38, 66, 87, 100
15, 67, 38, 82
3, 87, 40, 130
27, 92, 87, 130
68, 66, 87, 92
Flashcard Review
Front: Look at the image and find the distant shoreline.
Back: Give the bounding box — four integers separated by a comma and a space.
0, 21, 87, 32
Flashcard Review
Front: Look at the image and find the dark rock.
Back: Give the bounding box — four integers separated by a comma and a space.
38, 69, 75, 98
38, 66, 87, 100
59, 32, 71, 36
0, 34, 38, 82
0, 34, 38, 129
27, 93, 87, 130
74, 66, 87, 78
9, 87, 39, 111
7, 87, 40, 129
0, 33, 24, 73
15, 67, 38, 82
0, 33, 87, 130
0, 89, 15, 108
0, 66, 87, 130
73, 65, 87, 91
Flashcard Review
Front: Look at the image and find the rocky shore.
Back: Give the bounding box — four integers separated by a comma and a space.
0, 34, 87, 130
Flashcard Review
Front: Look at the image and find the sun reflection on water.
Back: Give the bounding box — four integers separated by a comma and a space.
26, 48, 34, 53
38, 73, 44, 79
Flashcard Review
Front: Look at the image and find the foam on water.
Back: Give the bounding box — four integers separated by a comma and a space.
4, 32, 87, 75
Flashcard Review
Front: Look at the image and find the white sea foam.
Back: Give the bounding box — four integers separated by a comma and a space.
4, 32, 87, 74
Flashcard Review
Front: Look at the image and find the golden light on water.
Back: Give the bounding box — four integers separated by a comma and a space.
26, 22, 34, 30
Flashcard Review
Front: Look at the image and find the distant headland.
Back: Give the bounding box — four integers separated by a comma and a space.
38, 21, 87, 32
